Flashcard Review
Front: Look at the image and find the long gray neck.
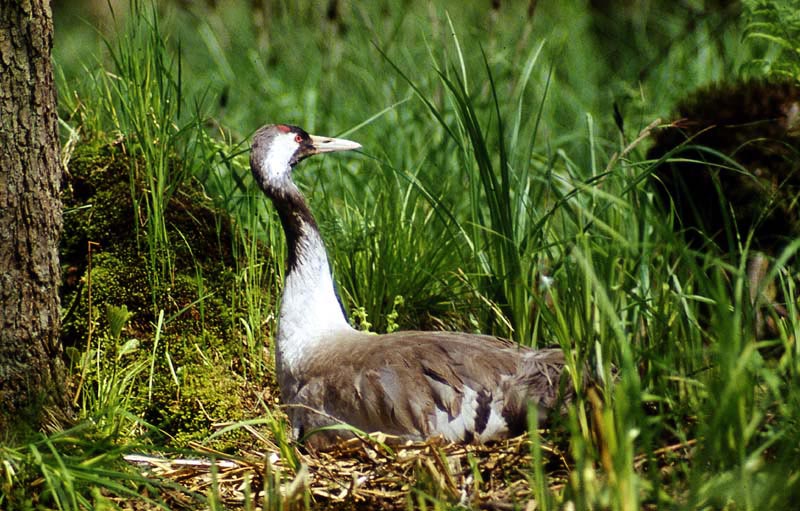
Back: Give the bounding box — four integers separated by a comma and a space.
265, 179, 354, 374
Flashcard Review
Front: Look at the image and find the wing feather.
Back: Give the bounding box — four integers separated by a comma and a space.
282, 330, 569, 448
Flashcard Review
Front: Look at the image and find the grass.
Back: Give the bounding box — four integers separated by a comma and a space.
0, 422, 180, 510
195, 129, 284, 377
3, 0, 798, 509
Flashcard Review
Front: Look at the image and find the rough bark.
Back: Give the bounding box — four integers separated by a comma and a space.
0, 0, 67, 434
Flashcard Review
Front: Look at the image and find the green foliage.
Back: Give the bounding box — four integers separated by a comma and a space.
58, 116, 269, 449
381, 36, 555, 343
0, 424, 177, 511
193, 130, 284, 377
41, 0, 800, 509
60, 0, 205, 317
69, 303, 146, 438
321, 160, 466, 332
744, 0, 800, 78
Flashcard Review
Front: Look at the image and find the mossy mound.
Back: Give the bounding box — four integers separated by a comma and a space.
60, 135, 276, 448
648, 79, 800, 253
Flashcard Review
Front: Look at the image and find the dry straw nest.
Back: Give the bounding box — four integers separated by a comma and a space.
124, 431, 571, 510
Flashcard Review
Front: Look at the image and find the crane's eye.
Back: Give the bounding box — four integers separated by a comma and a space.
294, 134, 303, 143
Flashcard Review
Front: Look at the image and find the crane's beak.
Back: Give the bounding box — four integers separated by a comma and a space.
309, 134, 362, 154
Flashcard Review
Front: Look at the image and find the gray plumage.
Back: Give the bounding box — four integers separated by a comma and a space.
285, 330, 567, 446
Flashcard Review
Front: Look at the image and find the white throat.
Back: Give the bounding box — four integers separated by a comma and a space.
274, 203, 354, 375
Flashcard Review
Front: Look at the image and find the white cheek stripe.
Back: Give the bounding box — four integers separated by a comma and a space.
262, 133, 300, 181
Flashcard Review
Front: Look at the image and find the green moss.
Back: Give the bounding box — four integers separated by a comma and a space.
60, 134, 276, 448
61, 251, 151, 348
144, 360, 249, 450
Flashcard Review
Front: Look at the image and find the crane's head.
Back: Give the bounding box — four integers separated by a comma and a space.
250, 124, 361, 192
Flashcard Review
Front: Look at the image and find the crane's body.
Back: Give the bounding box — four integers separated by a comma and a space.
250, 124, 569, 448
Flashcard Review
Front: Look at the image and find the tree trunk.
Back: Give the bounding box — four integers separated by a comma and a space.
0, 0, 67, 434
